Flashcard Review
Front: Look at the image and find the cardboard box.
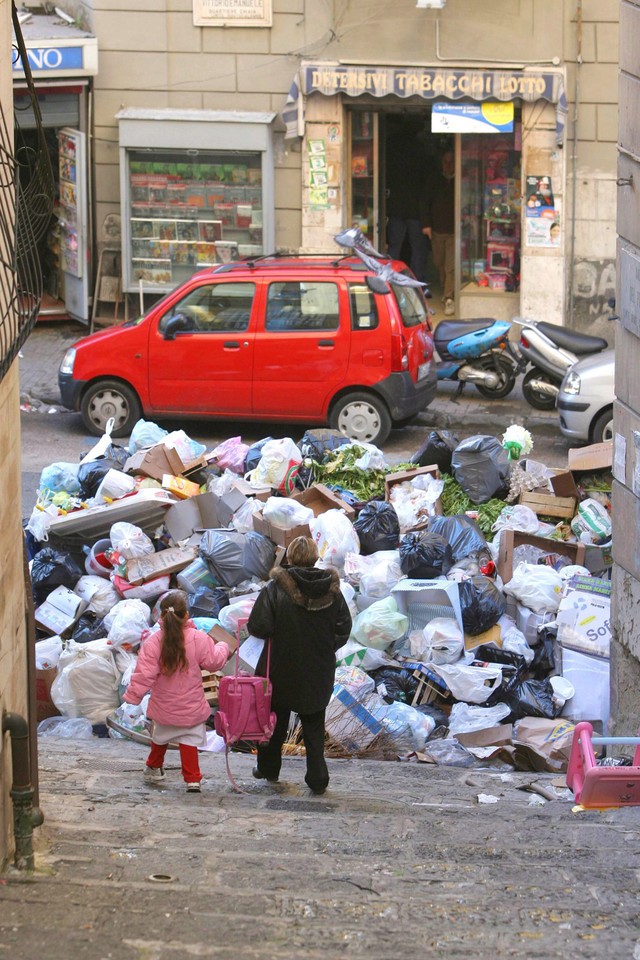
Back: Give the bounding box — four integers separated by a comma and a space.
35, 667, 59, 722
252, 512, 310, 548
497, 529, 586, 584
34, 586, 88, 636
124, 444, 186, 482
384, 465, 440, 502
231, 477, 271, 501
165, 490, 247, 542
512, 717, 576, 773
292, 483, 356, 520
125, 546, 198, 585
325, 687, 385, 752
549, 469, 580, 501
391, 579, 463, 633
208, 623, 238, 656
555, 575, 611, 659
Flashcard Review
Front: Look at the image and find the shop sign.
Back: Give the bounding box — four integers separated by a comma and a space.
284, 61, 567, 145
193, 0, 272, 27
432, 102, 514, 133
12, 39, 98, 78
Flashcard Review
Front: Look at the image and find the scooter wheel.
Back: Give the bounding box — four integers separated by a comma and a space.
522, 367, 558, 410
473, 354, 517, 399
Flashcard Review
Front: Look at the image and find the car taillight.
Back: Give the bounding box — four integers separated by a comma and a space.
390, 329, 409, 371
520, 333, 530, 349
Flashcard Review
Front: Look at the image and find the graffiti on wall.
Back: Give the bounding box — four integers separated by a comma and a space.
572, 259, 616, 330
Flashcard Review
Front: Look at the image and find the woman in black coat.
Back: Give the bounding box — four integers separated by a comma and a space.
247, 535, 352, 794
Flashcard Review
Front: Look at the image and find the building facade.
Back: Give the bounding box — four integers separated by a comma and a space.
66, 0, 618, 336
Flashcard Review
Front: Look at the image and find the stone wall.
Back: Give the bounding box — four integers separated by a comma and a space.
611, 0, 640, 732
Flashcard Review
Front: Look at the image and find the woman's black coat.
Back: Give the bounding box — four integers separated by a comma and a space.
247, 565, 352, 715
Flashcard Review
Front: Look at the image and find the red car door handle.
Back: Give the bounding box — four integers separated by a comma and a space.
318, 339, 334, 347
223, 341, 240, 349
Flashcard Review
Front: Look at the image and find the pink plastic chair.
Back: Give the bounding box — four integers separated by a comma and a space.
566, 721, 640, 808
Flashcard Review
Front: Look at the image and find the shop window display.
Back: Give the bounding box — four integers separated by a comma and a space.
460, 129, 521, 293
126, 150, 264, 290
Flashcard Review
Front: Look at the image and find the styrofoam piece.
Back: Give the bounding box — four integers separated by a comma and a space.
48, 488, 176, 546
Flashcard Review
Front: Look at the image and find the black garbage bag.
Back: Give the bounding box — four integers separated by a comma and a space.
502, 677, 559, 721
77, 457, 123, 498
399, 531, 453, 579
459, 575, 506, 636
244, 531, 276, 581
428, 514, 488, 561
298, 429, 350, 463
72, 613, 107, 644
187, 586, 230, 619
199, 530, 247, 587
353, 501, 400, 555
369, 667, 420, 705
30, 548, 84, 605
244, 437, 274, 474
529, 624, 557, 679
79, 442, 129, 469
451, 435, 510, 503
411, 430, 459, 473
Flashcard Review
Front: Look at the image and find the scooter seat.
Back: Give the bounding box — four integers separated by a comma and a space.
537, 321, 608, 355
435, 319, 496, 346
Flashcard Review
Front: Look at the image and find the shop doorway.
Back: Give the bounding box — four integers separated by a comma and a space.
348, 108, 454, 306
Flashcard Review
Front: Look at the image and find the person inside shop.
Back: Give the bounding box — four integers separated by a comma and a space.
421, 148, 456, 316
385, 119, 428, 282
247, 535, 352, 795
123, 590, 231, 793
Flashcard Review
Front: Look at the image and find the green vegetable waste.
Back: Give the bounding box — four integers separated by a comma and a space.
439, 474, 506, 535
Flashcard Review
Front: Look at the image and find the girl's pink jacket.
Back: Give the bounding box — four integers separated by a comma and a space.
123, 625, 230, 727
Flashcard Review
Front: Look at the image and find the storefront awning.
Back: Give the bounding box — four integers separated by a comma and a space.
283, 61, 568, 146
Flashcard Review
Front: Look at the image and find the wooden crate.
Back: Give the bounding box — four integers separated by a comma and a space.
202, 670, 222, 706
519, 489, 577, 519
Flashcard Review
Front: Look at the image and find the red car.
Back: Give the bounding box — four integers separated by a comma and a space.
59, 256, 436, 446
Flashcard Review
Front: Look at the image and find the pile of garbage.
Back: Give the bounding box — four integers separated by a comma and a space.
30, 418, 614, 773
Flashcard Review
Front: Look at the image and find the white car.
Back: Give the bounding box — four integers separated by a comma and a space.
557, 348, 614, 443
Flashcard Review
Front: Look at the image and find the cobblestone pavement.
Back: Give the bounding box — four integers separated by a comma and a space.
2, 737, 639, 960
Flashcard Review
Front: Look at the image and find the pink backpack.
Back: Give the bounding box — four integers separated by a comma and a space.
214, 626, 276, 791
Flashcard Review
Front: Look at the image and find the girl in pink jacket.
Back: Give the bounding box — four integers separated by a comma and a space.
123, 591, 230, 792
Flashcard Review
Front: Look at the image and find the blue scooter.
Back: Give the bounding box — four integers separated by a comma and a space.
433, 318, 520, 399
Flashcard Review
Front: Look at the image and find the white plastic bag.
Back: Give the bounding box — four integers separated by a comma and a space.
448, 701, 511, 735
491, 504, 540, 535
35, 635, 64, 670
503, 561, 563, 614
359, 552, 404, 599
339, 580, 357, 618
430, 661, 503, 704
262, 496, 314, 528
79, 417, 115, 464
26, 503, 59, 543
340, 442, 387, 471
109, 521, 154, 560
246, 437, 302, 492
498, 615, 535, 663
351, 595, 408, 650
232, 498, 263, 534
335, 638, 395, 671
94, 469, 136, 503
310, 509, 360, 574
51, 646, 121, 723
163, 429, 206, 460
74, 575, 120, 619
104, 599, 151, 648
571, 498, 612, 545
218, 597, 256, 635
416, 617, 464, 664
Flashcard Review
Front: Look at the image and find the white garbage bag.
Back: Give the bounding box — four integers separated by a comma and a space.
503, 561, 564, 614
351, 595, 408, 650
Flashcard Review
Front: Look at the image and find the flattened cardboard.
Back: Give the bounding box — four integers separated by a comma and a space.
549, 469, 580, 501
568, 441, 613, 473
231, 477, 271, 501
498, 529, 586, 584
208, 623, 238, 656
292, 483, 356, 520
455, 723, 513, 749
126, 546, 198, 585
165, 490, 247, 542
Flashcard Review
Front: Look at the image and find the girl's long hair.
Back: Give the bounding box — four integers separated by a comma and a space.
159, 591, 189, 675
